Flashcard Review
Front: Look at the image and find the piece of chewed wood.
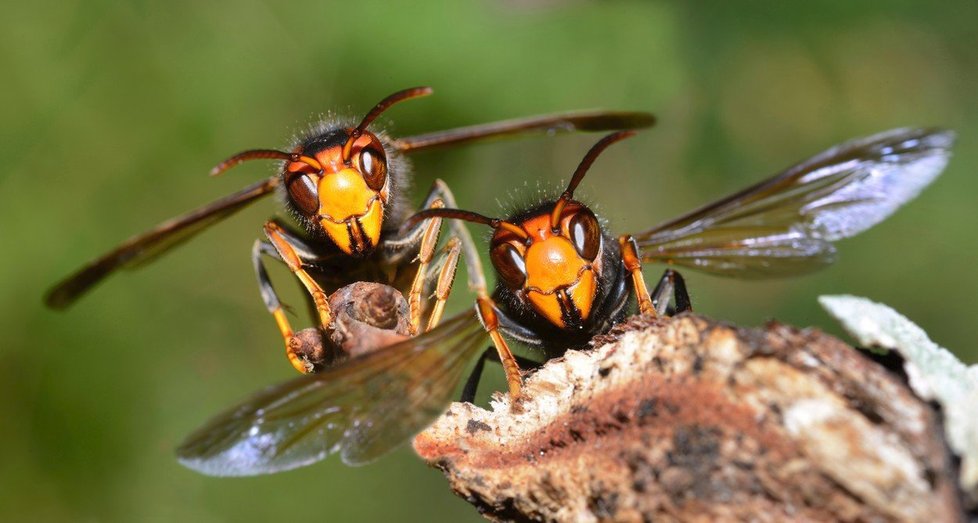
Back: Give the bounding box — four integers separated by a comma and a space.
291, 282, 412, 370
327, 281, 411, 359
414, 314, 964, 522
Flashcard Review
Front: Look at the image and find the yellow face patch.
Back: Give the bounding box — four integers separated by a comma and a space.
318, 169, 376, 220
317, 168, 385, 255
523, 237, 596, 328
357, 198, 384, 251
526, 270, 596, 329
524, 237, 586, 291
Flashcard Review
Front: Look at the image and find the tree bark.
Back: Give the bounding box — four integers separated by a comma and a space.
413, 314, 965, 522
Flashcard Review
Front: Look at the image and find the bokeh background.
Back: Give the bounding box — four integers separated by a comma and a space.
3, 1, 977, 521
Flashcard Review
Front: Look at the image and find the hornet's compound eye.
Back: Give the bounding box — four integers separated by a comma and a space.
491, 243, 528, 289
287, 174, 319, 215
358, 144, 388, 191
568, 209, 601, 261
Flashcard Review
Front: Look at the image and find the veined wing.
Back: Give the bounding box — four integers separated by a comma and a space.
46, 110, 655, 309
633, 128, 954, 277
394, 111, 655, 152
45, 177, 279, 309
176, 310, 487, 476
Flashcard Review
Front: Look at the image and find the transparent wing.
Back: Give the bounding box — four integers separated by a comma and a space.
47, 111, 654, 309
633, 128, 954, 277
45, 177, 279, 309
176, 310, 487, 476
393, 111, 655, 152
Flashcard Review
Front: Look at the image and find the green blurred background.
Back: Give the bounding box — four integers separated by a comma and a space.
3, 1, 977, 521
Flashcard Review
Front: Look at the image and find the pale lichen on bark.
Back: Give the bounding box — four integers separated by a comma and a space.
414, 314, 966, 522
821, 294, 978, 507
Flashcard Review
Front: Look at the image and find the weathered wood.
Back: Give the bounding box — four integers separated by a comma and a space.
414, 314, 964, 522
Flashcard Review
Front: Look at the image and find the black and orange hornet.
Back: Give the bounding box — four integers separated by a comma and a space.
45, 87, 655, 373
175, 126, 952, 476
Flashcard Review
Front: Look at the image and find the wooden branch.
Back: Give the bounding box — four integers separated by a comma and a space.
413, 314, 966, 522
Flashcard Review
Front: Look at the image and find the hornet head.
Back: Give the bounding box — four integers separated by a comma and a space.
406, 130, 634, 330
209, 87, 433, 256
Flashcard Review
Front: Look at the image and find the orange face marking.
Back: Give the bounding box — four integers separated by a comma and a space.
287, 134, 389, 255
318, 169, 377, 218
525, 263, 596, 328
492, 203, 601, 329
524, 237, 587, 292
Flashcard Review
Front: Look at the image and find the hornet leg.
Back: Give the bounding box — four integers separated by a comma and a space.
252, 239, 321, 373
404, 198, 446, 335
650, 268, 692, 316
398, 180, 524, 399
619, 235, 656, 317
424, 237, 461, 331
460, 349, 543, 404
260, 221, 336, 373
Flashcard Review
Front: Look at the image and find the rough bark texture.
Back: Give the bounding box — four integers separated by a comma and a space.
413, 314, 964, 522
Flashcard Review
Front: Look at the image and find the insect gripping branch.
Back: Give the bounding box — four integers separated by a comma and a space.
413, 314, 969, 522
